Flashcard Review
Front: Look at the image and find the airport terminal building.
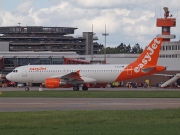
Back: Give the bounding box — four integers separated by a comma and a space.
0, 26, 101, 55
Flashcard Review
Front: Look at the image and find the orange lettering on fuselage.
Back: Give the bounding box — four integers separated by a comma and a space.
29, 67, 46, 70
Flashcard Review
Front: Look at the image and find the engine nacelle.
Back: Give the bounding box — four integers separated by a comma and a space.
44, 78, 67, 88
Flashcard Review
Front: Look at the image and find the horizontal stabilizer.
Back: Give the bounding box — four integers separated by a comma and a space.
161, 73, 180, 87
141, 67, 155, 73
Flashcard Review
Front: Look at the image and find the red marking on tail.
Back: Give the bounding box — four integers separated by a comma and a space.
115, 38, 165, 81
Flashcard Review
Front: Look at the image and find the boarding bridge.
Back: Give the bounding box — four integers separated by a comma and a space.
161, 73, 180, 87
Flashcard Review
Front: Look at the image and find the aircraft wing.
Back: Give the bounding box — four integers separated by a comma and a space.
49, 70, 83, 81
61, 70, 82, 81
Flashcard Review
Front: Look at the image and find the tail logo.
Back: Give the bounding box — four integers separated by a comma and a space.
134, 38, 161, 73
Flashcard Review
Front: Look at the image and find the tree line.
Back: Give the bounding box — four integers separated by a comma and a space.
97, 43, 143, 54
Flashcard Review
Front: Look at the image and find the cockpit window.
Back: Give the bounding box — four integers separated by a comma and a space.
12, 70, 18, 73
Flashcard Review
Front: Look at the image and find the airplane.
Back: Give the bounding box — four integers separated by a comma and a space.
6, 38, 166, 91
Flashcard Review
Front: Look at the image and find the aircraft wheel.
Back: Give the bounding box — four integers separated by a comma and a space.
73, 86, 79, 91
25, 87, 29, 91
82, 86, 88, 91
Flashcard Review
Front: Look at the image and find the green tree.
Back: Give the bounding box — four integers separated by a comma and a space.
131, 43, 143, 53
97, 43, 143, 54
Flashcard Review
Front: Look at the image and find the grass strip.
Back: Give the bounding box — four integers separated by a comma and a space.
0, 109, 180, 135
1, 90, 180, 98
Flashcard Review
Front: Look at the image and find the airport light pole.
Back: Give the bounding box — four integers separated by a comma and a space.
91, 24, 94, 62
102, 24, 109, 64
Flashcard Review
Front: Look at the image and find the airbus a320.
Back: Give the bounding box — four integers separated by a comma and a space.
6, 38, 166, 91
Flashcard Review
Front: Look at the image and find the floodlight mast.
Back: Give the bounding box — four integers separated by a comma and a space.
102, 24, 109, 64
91, 24, 94, 62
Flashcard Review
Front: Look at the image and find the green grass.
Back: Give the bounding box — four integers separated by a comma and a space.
1, 90, 180, 98
0, 109, 180, 135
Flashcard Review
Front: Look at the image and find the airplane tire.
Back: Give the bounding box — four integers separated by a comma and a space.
73, 86, 79, 91
25, 87, 29, 91
82, 86, 88, 91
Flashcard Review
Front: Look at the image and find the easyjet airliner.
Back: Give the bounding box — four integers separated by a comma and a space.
6, 38, 166, 91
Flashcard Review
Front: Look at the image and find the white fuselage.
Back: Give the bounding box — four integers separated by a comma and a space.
6, 64, 128, 83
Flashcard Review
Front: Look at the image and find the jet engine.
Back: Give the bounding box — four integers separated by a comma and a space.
44, 78, 67, 88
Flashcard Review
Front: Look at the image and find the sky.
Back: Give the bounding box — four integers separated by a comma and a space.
0, 0, 180, 48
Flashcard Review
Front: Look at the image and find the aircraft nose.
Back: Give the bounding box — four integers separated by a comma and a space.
6, 73, 12, 81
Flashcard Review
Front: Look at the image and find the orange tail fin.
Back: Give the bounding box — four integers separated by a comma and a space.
115, 38, 164, 82
133, 38, 163, 71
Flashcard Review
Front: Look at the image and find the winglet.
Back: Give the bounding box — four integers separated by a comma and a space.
76, 70, 80, 74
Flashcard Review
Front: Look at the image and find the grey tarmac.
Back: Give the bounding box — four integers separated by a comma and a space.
1, 86, 180, 91
1, 87, 180, 112
0, 98, 180, 112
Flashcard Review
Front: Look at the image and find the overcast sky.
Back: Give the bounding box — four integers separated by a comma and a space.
0, 0, 180, 48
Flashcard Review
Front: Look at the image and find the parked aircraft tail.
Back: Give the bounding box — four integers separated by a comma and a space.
115, 38, 165, 81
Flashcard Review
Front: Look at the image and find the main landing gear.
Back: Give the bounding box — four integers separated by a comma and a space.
73, 85, 89, 91
82, 85, 88, 91
73, 86, 79, 91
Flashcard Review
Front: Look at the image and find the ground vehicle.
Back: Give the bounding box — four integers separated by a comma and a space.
7, 81, 16, 87
88, 83, 107, 88
17, 82, 24, 88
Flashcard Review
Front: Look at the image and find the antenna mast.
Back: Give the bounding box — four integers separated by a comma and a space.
91, 24, 94, 62
102, 24, 109, 64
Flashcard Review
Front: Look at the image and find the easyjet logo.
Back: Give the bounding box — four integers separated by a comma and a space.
134, 38, 161, 73
29, 67, 46, 70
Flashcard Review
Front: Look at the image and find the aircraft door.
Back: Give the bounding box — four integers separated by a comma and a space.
22, 67, 27, 77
